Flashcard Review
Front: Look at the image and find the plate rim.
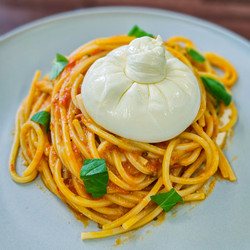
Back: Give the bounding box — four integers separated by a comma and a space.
0, 6, 249, 48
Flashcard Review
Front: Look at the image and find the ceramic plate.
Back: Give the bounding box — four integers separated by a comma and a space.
0, 7, 249, 250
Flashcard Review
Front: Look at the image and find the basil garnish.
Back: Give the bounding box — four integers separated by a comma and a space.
31, 111, 51, 132
49, 53, 68, 80
151, 188, 184, 212
80, 159, 109, 198
128, 25, 154, 38
201, 76, 232, 106
187, 48, 205, 63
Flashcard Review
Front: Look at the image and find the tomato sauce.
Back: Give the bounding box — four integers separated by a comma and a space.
107, 181, 130, 194
59, 88, 71, 107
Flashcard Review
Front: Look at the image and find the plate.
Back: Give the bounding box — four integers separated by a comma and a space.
0, 7, 249, 250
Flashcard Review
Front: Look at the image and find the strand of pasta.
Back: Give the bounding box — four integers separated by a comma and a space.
105, 194, 136, 208
125, 152, 153, 175
9, 105, 38, 183
217, 146, 236, 181
21, 121, 45, 177
102, 177, 163, 230
108, 170, 156, 191
112, 150, 146, 186
219, 103, 237, 132
162, 139, 179, 190
204, 52, 237, 86
169, 133, 213, 185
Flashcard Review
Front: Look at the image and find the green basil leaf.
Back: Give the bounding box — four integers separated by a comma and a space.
187, 48, 205, 63
201, 76, 232, 106
128, 25, 154, 38
151, 188, 183, 212
49, 53, 68, 80
80, 159, 109, 198
31, 111, 50, 132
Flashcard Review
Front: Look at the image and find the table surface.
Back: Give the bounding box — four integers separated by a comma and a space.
0, 0, 249, 40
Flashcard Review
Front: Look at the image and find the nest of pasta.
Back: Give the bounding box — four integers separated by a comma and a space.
9, 34, 237, 239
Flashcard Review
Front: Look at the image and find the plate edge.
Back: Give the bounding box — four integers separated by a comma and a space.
0, 6, 249, 48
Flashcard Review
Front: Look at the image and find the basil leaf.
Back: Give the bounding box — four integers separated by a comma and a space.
49, 53, 68, 80
201, 76, 232, 106
80, 159, 109, 198
151, 188, 183, 212
128, 25, 154, 38
31, 111, 50, 132
187, 48, 205, 63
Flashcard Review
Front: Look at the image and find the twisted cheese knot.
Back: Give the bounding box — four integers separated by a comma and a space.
125, 36, 166, 83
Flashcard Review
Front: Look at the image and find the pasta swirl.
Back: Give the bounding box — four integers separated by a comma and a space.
9, 35, 237, 240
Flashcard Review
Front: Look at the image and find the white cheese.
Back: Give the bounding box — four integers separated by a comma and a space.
216, 108, 232, 146
81, 36, 201, 143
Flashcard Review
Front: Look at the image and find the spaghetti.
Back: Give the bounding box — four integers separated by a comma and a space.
9, 34, 237, 239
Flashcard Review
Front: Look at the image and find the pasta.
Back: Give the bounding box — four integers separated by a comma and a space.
9, 33, 237, 240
